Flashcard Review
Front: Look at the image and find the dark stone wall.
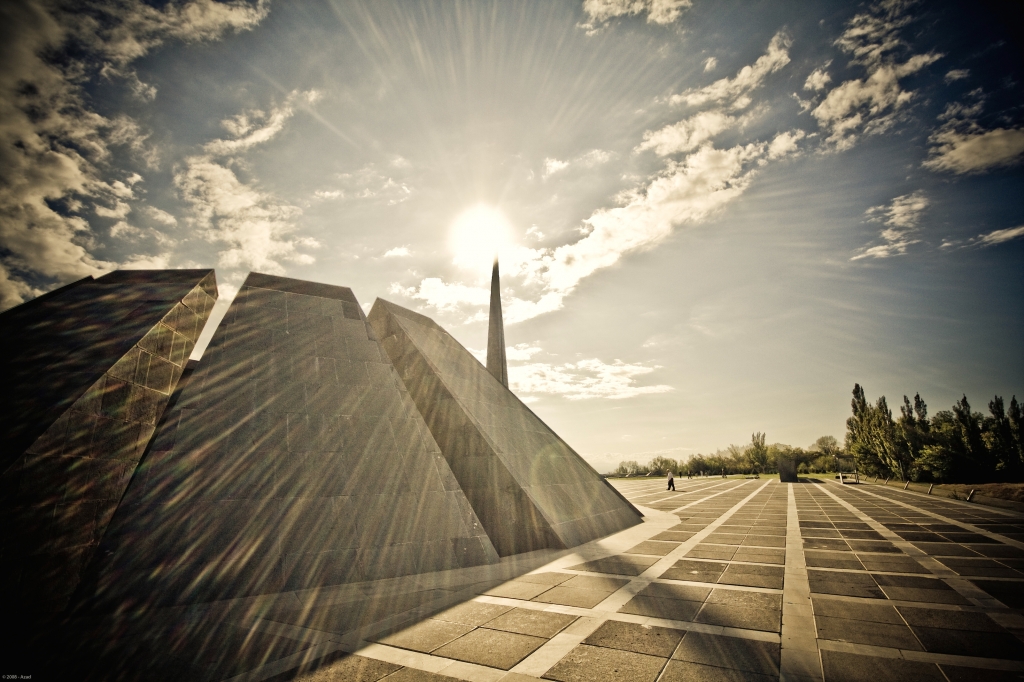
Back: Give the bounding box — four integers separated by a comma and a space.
368, 299, 642, 557
0, 269, 218, 615
82, 273, 498, 611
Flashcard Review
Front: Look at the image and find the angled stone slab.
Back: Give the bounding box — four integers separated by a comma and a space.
367, 299, 642, 557
0, 269, 218, 614
82, 273, 498, 610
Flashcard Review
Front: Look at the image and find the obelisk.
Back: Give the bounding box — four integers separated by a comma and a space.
486, 257, 508, 387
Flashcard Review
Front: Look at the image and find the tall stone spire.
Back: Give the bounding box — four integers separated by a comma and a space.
486, 257, 508, 387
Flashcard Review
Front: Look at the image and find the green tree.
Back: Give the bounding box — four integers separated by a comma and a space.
648, 456, 679, 476
748, 432, 768, 474
952, 395, 992, 481
983, 396, 1017, 479
916, 444, 954, 481
847, 384, 885, 476
866, 396, 915, 481
812, 435, 842, 458
1010, 396, 1024, 476
898, 394, 930, 478
615, 460, 642, 476
914, 393, 929, 432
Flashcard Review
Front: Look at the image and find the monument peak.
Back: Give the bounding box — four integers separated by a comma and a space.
486, 257, 508, 388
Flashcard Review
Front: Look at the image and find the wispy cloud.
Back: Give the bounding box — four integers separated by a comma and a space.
852, 190, 928, 260
390, 278, 489, 312
542, 158, 570, 178
176, 158, 316, 274
176, 91, 320, 274
670, 32, 791, 110
396, 34, 802, 324
943, 225, 1024, 250
204, 90, 320, 156
0, 0, 268, 310
542, 149, 612, 179
804, 62, 832, 91
922, 91, 1024, 174
976, 225, 1024, 246
636, 110, 744, 156
509, 357, 673, 400
581, 0, 692, 32
944, 68, 969, 84
808, 0, 942, 150
383, 246, 411, 258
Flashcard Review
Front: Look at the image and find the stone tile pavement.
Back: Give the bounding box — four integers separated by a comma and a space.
52, 478, 1024, 680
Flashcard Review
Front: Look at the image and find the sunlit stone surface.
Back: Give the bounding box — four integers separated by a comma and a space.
84, 273, 498, 609
368, 298, 643, 557
0, 269, 218, 615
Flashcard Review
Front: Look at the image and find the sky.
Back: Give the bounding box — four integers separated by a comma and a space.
2, 0, 1022, 472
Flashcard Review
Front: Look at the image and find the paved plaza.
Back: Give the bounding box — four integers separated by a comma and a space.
147, 477, 1021, 682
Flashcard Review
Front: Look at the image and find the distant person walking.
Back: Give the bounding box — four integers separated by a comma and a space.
667, 471, 675, 491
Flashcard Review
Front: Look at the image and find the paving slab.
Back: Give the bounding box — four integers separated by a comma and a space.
819, 649, 944, 682
582, 620, 684, 657
432, 628, 547, 670
672, 631, 780, 675
484, 608, 577, 638
541, 644, 667, 682
376, 619, 475, 653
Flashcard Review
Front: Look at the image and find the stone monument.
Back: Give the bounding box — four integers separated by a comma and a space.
0, 269, 218, 615
82, 273, 499, 609
368, 297, 642, 556
486, 257, 508, 388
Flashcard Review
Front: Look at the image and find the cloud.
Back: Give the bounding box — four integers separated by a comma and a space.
542, 158, 569, 178
66, 0, 269, 67
109, 221, 142, 238
101, 65, 158, 101
143, 206, 177, 226
977, 225, 1024, 247
542, 150, 611, 179
506, 343, 543, 361
852, 190, 928, 260
390, 278, 489, 312
810, 1, 942, 150
767, 129, 806, 159
95, 200, 132, 219
121, 252, 172, 269
703, 57, 717, 72
924, 127, 1024, 174
509, 358, 673, 400
944, 68, 969, 84
669, 32, 791, 109
175, 90, 323, 274
313, 189, 343, 200
204, 90, 320, 156
804, 63, 832, 91
333, 165, 413, 204
383, 246, 411, 258
637, 110, 743, 155
176, 157, 316, 274
395, 39, 804, 324
0, 261, 40, 311
921, 94, 1024, 174
0, 0, 268, 308
581, 0, 692, 30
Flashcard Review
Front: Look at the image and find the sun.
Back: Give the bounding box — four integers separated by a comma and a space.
449, 204, 514, 272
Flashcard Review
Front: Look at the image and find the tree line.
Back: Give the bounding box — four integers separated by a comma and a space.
611, 384, 1023, 484
846, 384, 1023, 483
612, 433, 847, 478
